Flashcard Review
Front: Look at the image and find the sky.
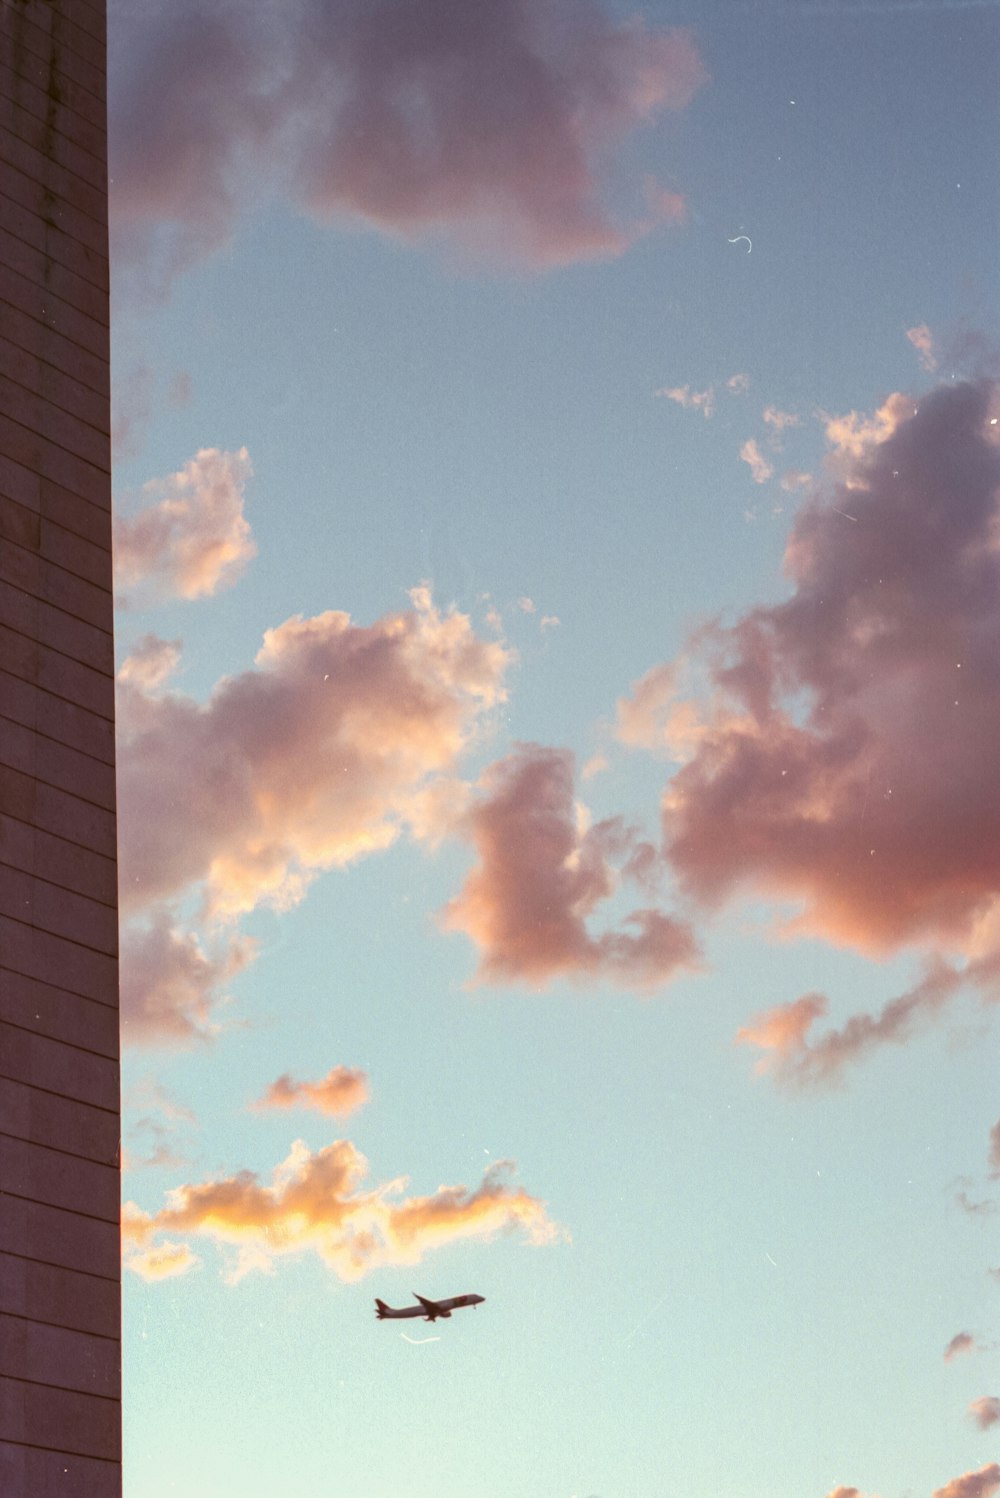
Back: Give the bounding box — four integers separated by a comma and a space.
106, 2, 999, 1495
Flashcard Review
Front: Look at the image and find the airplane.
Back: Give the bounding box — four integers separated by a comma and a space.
374, 1292, 485, 1323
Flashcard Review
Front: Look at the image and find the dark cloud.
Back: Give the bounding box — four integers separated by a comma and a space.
110, 0, 705, 289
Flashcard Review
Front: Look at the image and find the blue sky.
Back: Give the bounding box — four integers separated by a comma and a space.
108, 3, 999, 1495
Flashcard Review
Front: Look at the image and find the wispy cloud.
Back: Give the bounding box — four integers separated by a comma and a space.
115, 448, 256, 605
739, 437, 775, 484
111, 0, 706, 288
123, 1141, 561, 1283
441, 743, 699, 989
944, 1330, 978, 1362
120, 907, 257, 1047
907, 323, 938, 372
656, 384, 716, 417
251, 1066, 369, 1118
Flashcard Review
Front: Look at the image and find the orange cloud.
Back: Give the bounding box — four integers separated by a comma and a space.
932, 1465, 1000, 1498
441, 743, 699, 989
112, 0, 706, 287
123, 1141, 560, 1284
115, 448, 256, 604
252, 1066, 369, 1118
125, 1241, 202, 1283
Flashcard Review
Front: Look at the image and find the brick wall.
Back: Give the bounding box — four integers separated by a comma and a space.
0, 2, 120, 1494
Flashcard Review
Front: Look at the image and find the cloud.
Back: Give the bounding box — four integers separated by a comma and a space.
823, 1489, 866, 1498
441, 743, 699, 989
762, 406, 801, 436
656, 385, 716, 418
123, 1140, 560, 1283
117, 634, 183, 694
780, 469, 813, 492
117, 587, 510, 921
726, 373, 750, 395
251, 1066, 369, 1118
944, 1331, 978, 1361
120, 907, 258, 1047
124, 1241, 202, 1282
123, 1078, 199, 1171
739, 438, 775, 484
907, 323, 938, 372
111, 0, 706, 285
657, 381, 1000, 960
734, 956, 999, 1087
989, 1118, 1000, 1174
969, 1397, 1000, 1431
115, 448, 257, 605
932, 1465, 1000, 1498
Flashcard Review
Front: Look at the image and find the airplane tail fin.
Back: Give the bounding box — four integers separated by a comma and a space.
375, 1298, 390, 1320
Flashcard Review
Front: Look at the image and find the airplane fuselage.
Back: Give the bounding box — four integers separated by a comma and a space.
375, 1293, 485, 1322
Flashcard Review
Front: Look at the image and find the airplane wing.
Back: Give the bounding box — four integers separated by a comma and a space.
414, 1293, 451, 1319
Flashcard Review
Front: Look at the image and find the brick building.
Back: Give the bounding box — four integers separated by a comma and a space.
0, 1, 120, 1494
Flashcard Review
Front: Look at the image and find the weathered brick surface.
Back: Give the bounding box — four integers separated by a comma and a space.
0, 4, 119, 1486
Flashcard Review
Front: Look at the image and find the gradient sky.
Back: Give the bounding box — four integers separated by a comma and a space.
106, 3, 999, 1495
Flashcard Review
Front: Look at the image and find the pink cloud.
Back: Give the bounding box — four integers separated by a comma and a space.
441, 743, 699, 989
739, 437, 774, 484
733, 957, 1000, 1087
658, 382, 1000, 959
656, 385, 716, 418
111, 0, 706, 285
115, 448, 256, 605
123, 1141, 561, 1283
932, 1465, 1000, 1498
970, 1397, 1000, 1431
251, 1066, 369, 1118
120, 907, 257, 1047
907, 323, 938, 372
944, 1331, 978, 1362
117, 588, 509, 921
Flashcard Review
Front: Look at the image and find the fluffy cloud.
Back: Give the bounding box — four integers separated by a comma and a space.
657, 382, 1000, 959
123, 1140, 560, 1283
970, 1397, 1000, 1431
120, 908, 258, 1046
125, 1241, 202, 1282
251, 1066, 369, 1118
117, 587, 509, 921
111, 0, 706, 284
944, 1331, 978, 1362
441, 743, 699, 989
762, 406, 801, 437
932, 1466, 1000, 1498
115, 448, 256, 604
116, 591, 507, 1043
